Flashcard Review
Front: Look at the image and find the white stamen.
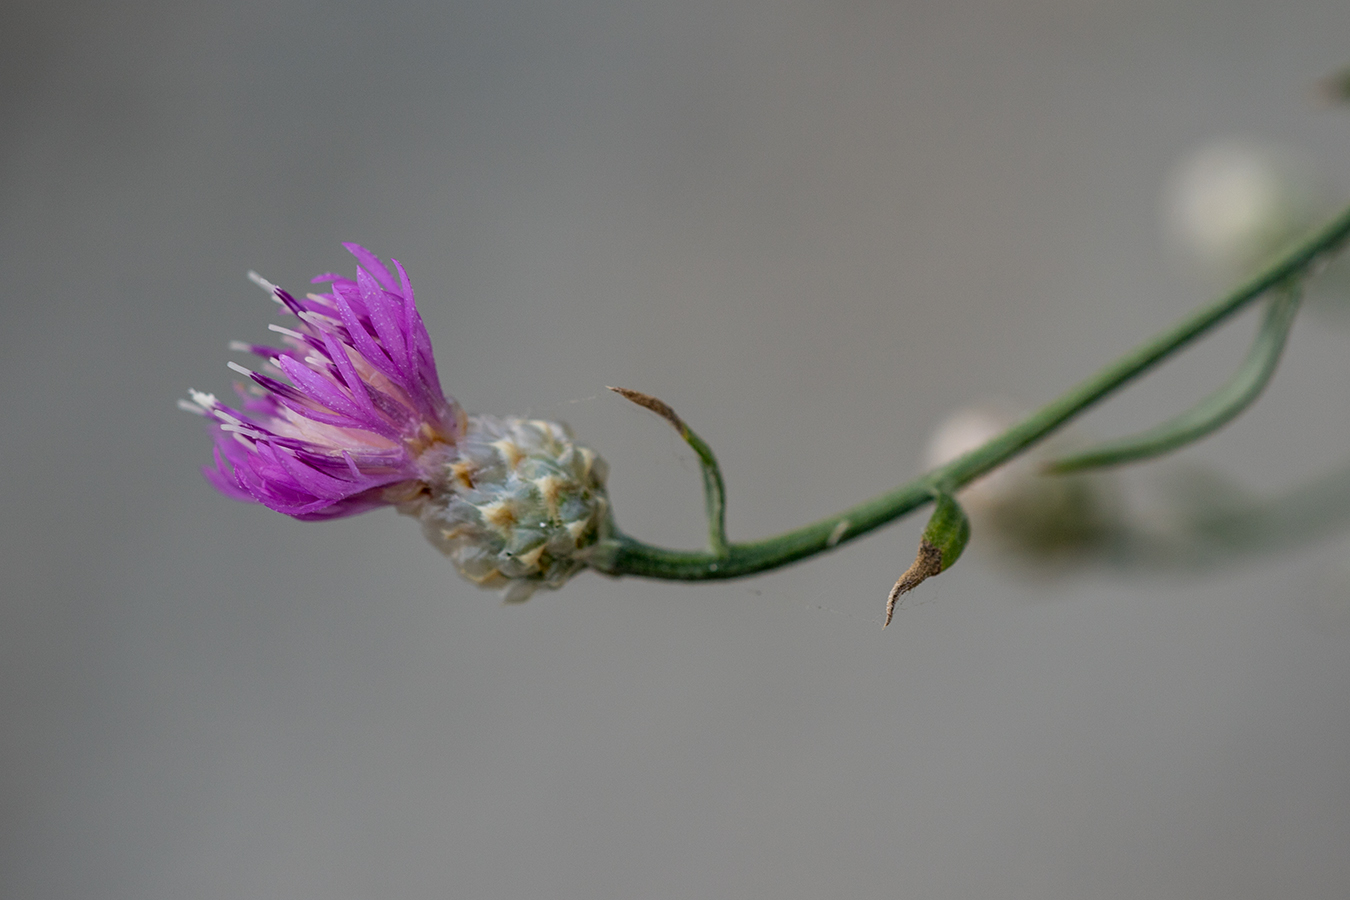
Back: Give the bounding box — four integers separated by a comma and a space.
228, 340, 253, 353
248, 270, 280, 298
221, 423, 264, 440
177, 398, 206, 415
188, 389, 218, 409
227, 361, 254, 378
213, 410, 245, 427
267, 324, 305, 340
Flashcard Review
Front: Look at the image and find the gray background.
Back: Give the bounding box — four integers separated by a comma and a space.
5, 1, 1350, 897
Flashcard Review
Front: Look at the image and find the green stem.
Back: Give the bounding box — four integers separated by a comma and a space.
1045, 285, 1303, 473
607, 386, 730, 556
589, 202, 1350, 582
685, 425, 730, 557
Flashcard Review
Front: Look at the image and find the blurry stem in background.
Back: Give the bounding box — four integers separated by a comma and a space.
1320, 64, 1350, 105
589, 199, 1350, 582
1115, 454, 1350, 568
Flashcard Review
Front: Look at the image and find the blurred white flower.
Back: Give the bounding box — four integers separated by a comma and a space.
925, 406, 1120, 564
1166, 139, 1323, 280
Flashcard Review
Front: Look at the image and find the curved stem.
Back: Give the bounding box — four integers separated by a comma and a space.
608, 386, 730, 556
688, 425, 730, 557
1046, 285, 1303, 473
589, 202, 1350, 581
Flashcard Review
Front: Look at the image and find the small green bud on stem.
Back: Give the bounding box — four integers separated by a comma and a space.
885, 491, 970, 627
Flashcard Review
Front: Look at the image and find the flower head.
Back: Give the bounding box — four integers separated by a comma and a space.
183, 245, 612, 601
181, 243, 466, 520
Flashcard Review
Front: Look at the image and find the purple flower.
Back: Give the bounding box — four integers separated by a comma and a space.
182, 244, 466, 521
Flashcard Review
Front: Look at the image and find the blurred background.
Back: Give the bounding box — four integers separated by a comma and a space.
4, 1, 1350, 897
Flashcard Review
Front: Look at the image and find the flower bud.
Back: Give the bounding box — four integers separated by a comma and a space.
411, 414, 611, 603
885, 492, 970, 626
